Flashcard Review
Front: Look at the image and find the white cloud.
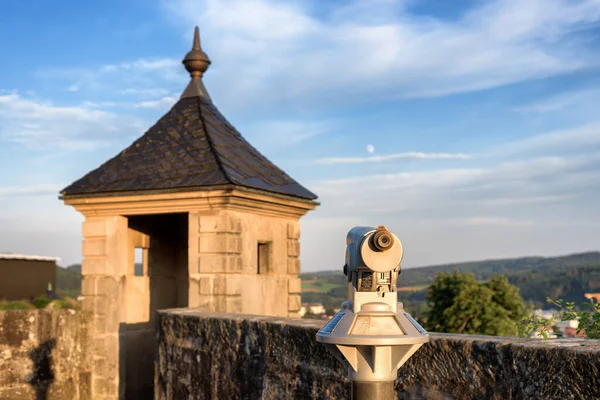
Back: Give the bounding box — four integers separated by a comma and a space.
367, 144, 375, 154
242, 120, 331, 152
119, 88, 171, 97
308, 148, 600, 224
134, 95, 179, 109
300, 148, 600, 269
314, 152, 471, 165
513, 89, 600, 114
160, 0, 600, 110
496, 123, 600, 156
0, 92, 147, 152
25, 0, 600, 115
117, 58, 179, 71
463, 216, 537, 227
37, 57, 183, 96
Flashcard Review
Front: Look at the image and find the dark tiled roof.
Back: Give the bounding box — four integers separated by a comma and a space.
60, 95, 317, 200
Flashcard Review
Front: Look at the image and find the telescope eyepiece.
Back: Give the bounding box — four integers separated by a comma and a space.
372, 226, 394, 252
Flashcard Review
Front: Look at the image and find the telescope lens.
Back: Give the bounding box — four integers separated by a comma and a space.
373, 231, 394, 251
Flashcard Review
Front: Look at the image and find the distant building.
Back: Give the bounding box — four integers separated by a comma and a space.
584, 293, 600, 303
0, 253, 59, 301
300, 303, 326, 317
556, 320, 581, 338
533, 309, 555, 321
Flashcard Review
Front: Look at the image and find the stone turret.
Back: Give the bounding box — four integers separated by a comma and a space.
61, 26, 318, 399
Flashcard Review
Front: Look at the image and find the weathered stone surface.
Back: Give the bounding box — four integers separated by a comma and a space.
155, 310, 600, 400
155, 310, 348, 400
0, 310, 92, 400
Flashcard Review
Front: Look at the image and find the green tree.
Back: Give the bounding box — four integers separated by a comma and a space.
425, 271, 526, 336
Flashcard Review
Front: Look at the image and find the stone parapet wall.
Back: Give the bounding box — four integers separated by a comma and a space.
155, 309, 600, 400
0, 309, 92, 400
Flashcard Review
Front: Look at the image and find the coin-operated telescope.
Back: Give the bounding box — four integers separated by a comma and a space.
316, 226, 429, 400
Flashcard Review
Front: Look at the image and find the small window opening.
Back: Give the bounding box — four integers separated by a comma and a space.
257, 242, 271, 274
134, 247, 144, 276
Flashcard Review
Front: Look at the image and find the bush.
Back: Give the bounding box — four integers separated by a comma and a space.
31, 296, 52, 309
0, 300, 36, 310
516, 312, 555, 339
46, 297, 80, 310
516, 297, 600, 339
547, 297, 600, 339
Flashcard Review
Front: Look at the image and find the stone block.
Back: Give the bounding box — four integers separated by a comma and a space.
96, 276, 120, 297
211, 276, 242, 296
95, 315, 107, 334
93, 357, 108, 377
93, 337, 106, 355
105, 379, 118, 398
188, 279, 200, 307
198, 254, 225, 273
212, 276, 225, 295
82, 219, 107, 238
93, 378, 108, 397
199, 277, 213, 295
225, 276, 242, 295
81, 296, 96, 313
198, 295, 213, 310
215, 296, 226, 312
288, 277, 302, 294
287, 221, 301, 239
81, 278, 96, 296
225, 296, 243, 313
94, 297, 109, 316
229, 256, 243, 273
288, 294, 302, 312
83, 219, 107, 238
83, 238, 108, 257
105, 304, 121, 332
287, 258, 300, 275
287, 239, 300, 257
199, 215, 242, 234
197, 254, 242, 273
79, 372, 92, 400
81, 257, 107, 276
199, 233, 242, 254
104, 337, 119, 370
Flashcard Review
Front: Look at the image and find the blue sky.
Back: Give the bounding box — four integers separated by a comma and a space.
1, 0, 600, 271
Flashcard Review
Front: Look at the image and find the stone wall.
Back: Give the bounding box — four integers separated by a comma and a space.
155, 309, 600, 400
0, 310, 91, 400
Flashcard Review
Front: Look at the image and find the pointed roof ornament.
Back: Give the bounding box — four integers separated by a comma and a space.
60, 25, 319, 201
181, 26, 212, 99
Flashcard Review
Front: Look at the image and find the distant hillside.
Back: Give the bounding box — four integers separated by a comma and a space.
66, 264, 81, 274
56, 264, 83, 297
301, 251, 600, 315
57, 252, 600, 312
399, 251, 600, 287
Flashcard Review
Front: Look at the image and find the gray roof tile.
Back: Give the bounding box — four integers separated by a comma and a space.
61, 96, 317, 200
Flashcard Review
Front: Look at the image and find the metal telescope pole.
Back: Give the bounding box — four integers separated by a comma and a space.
352, 381, 395, 400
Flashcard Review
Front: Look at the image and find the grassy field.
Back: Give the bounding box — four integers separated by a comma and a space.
397, 285, 428, 292
301, 279, 341, 293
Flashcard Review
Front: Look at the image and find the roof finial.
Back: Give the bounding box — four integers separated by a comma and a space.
193, 26, 200, 51
182, 26, 211, 79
